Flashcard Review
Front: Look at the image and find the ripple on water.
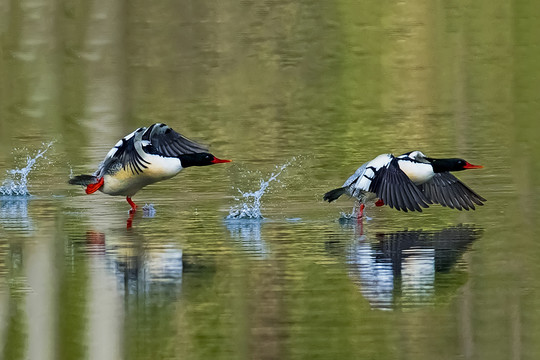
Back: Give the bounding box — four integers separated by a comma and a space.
225, 218, 268, 257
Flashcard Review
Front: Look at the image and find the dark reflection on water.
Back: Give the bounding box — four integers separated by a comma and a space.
328, 225, 481, 310
1, 0, 540, 357
83, 230, 184, 299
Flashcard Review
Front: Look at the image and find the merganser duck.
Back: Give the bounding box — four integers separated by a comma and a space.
323, 151, 485, 217
69, 123, 231, 212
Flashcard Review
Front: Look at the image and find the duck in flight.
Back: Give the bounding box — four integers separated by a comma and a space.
69, 123, 231, 212
323, 151, 485, 218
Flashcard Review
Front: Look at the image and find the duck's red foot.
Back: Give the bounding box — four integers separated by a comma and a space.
126, 196, 138, 213
375, 199, 384, 207
85, 177, 104, 194
127, 197, 137, 228
357, 204, 365, 219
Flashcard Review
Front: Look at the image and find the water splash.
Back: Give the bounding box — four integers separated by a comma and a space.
339, 203, 372, 223
142, 203, 157, 218
339, 202, 360, 222
0, 142, 53, 196
226, 159, 293, 219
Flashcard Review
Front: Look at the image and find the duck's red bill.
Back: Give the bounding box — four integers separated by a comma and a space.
464, 162, 483, 169
212, 157, 232, 164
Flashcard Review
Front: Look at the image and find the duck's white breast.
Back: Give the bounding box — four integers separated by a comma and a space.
397, 161, 434, 185
102, 155, 183, 196
141, 154, 183, 180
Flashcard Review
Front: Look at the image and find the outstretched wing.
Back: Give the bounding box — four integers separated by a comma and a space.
142, 123, 208, 157
419, 172, 486, 210
97, 127, 150, 176
368, 157, 431, 212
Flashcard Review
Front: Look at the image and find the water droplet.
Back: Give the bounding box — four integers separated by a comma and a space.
0, 142, 54, 197
226, 159, 292, 220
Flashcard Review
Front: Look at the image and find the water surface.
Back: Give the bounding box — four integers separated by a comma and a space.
1, 1, 540, 359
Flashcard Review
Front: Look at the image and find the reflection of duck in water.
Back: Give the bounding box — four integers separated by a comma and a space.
83, 230, 185, 297
225, 220, 268, 257
69, 123, 231, 213
324, 151, 485, 218
332, 225, 481, 310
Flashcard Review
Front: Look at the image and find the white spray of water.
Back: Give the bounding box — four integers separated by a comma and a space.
0, 142, 53, 196
339, 204, 372, 223
340, 206, 359, 221
226, 159, 293, 219
142, 203, 157, 218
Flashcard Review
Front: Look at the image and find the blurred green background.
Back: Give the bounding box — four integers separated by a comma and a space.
1, 0, 539, 359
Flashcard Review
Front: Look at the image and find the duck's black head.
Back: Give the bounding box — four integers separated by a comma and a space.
426, 157, 483, 173
179, 153, 231, 168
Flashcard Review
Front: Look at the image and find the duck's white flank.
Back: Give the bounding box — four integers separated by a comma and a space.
102, 154, 182, 196
355, 153, 393, 191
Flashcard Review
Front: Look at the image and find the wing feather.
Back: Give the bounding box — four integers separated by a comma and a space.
143, 123, 208, 157
97, 128, 150, 176
368, 157, 430, 212
419, 173, 485, 210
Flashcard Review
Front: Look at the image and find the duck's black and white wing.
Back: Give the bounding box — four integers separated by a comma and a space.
419, 173, 486, 210
142, 123, 208, 157
367, 156, 431, 212
97, 127, 150, 176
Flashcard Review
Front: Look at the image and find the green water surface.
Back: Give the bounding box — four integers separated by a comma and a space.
1, 0, 540, 359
